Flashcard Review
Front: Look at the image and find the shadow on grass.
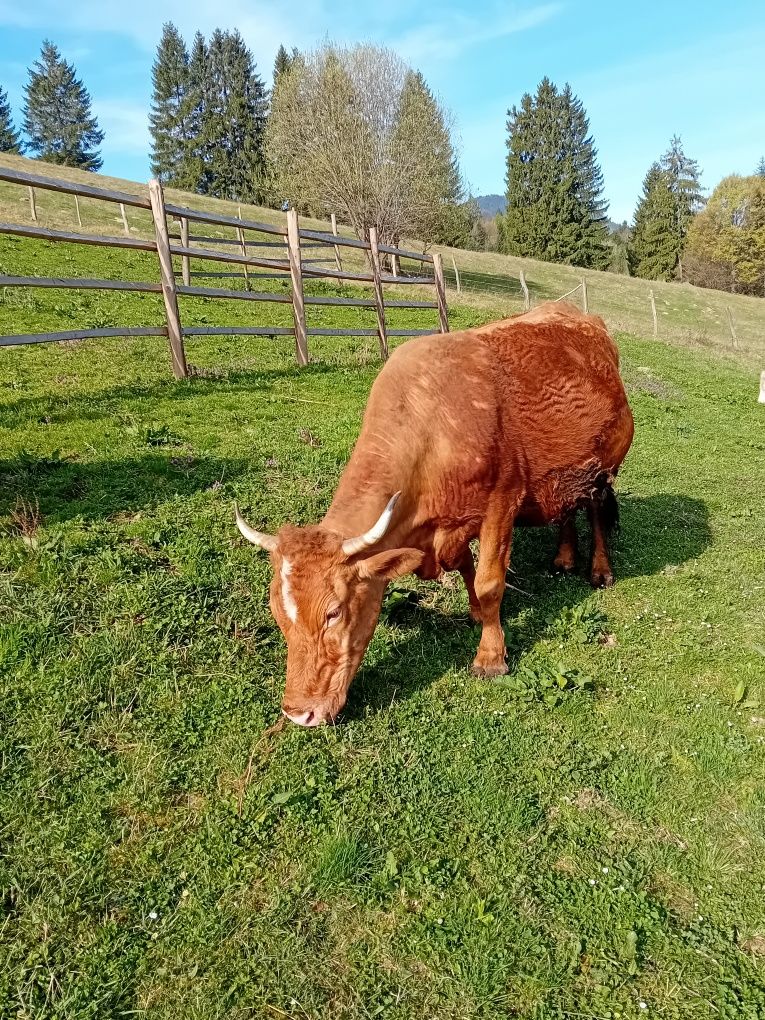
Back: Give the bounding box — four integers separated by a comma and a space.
0, 450, 250, 522
347, 493, 711, 720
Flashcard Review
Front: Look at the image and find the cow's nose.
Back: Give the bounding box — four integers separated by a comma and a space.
283, 708, 320, 727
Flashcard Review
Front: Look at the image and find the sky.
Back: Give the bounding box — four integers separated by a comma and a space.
1, 0, 764, 223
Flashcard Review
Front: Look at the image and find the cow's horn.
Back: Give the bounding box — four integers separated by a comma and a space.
234, 503, 278, 552
342, 491, 401, 557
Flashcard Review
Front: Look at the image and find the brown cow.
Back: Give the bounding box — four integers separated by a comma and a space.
235, 302, 634, 726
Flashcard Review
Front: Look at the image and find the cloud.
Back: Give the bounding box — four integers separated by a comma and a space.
394, 2, 562, 63
0, 0, 318, 62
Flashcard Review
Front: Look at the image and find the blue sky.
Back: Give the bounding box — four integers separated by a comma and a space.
1, 0, 763, 222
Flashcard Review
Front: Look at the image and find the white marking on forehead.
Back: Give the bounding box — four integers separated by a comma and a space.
281, 557, 298, 623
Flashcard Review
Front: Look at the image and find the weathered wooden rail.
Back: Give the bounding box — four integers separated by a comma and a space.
0, 165, 449, 378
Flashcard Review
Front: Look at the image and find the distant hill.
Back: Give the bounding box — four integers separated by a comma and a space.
475, 194, 506, 217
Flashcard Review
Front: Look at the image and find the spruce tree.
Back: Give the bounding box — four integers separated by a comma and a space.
0, 86, 22, 153
273, 45, 298, 85
203, 30, 268, 202
659, 135, 703, 278
502, 78, 609, 268
22, 41, 103, 170
627, 164, 678, 280
149, 23, 195, 187
392, 69, 464, 244
756, 156, 765, 178
185, 33, 210, 194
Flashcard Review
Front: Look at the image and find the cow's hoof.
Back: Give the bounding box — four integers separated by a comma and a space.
471, 658, 508, 678
590, 570, 614, 588
553, 560, 576, 576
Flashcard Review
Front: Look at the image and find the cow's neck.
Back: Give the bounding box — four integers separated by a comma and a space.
321, 447, 409, 545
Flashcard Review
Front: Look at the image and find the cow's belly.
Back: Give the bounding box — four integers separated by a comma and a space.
518, 459, 612, 525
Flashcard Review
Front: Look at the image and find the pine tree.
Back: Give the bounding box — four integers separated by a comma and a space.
273, 45, 298, 86
392, 70, 464, 244
627, 163, 678, 280
501, 78, 609, 268
756, 156, 765, 178
22, 41, 104, 170
185, 32, 210, 194
149, 23, 196, 187
659, 135, 703, 278
0, 86, 22, 153
202, 30, 268, 202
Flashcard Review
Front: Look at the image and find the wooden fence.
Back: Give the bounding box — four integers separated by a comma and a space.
0, 166, 449, 379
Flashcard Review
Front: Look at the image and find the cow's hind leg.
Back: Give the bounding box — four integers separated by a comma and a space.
471, 507, 517, 677
589, 485, 619, 588
553, 512, 578, 574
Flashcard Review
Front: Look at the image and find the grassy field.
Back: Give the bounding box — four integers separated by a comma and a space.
1, 157, 765, 1018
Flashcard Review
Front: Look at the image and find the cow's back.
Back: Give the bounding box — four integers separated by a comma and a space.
472, 303, 633, 520
332, 302, 633, 532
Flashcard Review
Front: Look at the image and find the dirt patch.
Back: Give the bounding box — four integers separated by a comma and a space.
742, 935, 765, 956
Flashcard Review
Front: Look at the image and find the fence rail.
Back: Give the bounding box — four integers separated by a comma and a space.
0, 169, 450, 377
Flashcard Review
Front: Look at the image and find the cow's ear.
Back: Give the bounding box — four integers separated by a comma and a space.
356, 548, 424, 581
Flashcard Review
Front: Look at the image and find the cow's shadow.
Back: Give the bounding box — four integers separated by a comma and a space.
346, 492, 711, 720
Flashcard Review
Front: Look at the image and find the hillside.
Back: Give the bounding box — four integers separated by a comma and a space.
1, 152, 764, 368
475, 193, 506, 216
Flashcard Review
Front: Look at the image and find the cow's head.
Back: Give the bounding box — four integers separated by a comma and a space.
235, 494, 423, 726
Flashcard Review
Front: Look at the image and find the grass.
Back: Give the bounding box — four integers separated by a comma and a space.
1, 155, 765, 1018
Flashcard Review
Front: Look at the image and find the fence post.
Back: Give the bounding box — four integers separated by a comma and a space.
236, 225, 249, 287
519, 268, 530, 311
649, 288, 658, 337
28, 187, 37, 222
330, 213, 343, 273
119, 202, 130, 236
391, 253, 399, 278
286, 208, 309, 367
451, 255, 461, 295
433, 252, 449, 333
580, 276, 588, 313
368, 227, 389, 362
148, 178, 188, 380
180, 216, 191, 287
74, 194, 82, 228
726, 306, 738, 350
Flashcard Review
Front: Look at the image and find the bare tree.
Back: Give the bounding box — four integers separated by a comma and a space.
266, 43, 463, 248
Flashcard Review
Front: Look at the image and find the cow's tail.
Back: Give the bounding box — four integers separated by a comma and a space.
601, 483, 620, 534
592, 470, 620, 534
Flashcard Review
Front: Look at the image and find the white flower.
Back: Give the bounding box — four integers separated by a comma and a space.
602, 867, 609, 874
588, 878, 597, 886
149, 910, 158, 920
639, 1002, 648, 1010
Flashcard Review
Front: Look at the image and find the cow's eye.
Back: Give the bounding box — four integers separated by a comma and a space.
326, 606, 342, 626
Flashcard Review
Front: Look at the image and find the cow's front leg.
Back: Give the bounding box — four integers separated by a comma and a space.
553, 512, 578, 574
471, 514, 515, 677
448, 547, 481, 622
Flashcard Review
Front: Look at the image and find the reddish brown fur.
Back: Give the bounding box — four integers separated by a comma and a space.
247, 302, 634, 725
